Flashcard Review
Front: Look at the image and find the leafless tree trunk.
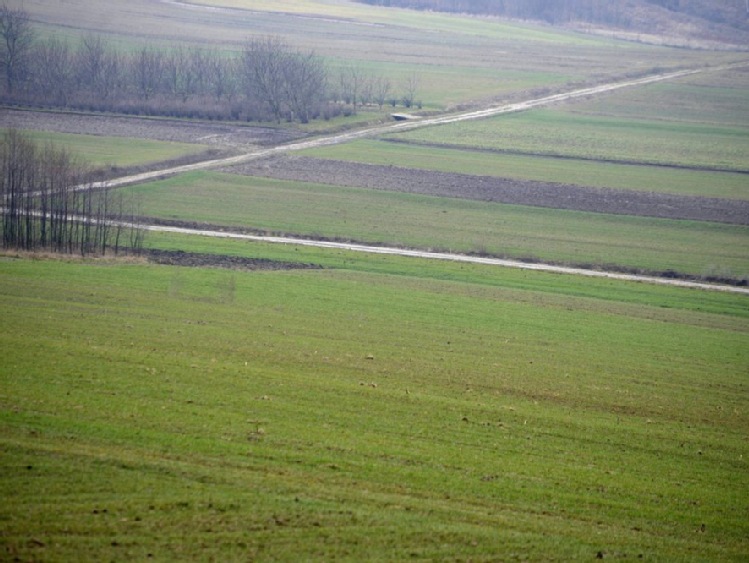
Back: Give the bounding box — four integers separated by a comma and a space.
0, 3, 34, 95
131, 47, 163, 101
401, 72, 420, 109
372, 74, 391, 110
338, 64, 363, 113
32, 37, 74, 106
1, 130, 145, 256
283, 51, 326, 123
76, 34, 122, 102
242, 36, 289, 123
206, 50, 235, 102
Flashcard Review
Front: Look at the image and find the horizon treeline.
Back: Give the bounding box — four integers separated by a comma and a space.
0, 5, 413, 124
0, 129, 144, 256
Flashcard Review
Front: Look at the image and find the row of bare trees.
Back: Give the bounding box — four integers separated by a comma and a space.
0, 129, 144, 255
0, 4, 421, 123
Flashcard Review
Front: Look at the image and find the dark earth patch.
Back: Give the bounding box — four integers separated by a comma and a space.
145, 249, 322, 271
226, 155, 749, 225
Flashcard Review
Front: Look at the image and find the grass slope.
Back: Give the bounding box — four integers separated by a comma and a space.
21, 0, 737, 110
1, 254, 747, 560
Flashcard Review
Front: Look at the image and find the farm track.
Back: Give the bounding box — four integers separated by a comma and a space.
84, 63, 747, 189
144, 223, 749, 295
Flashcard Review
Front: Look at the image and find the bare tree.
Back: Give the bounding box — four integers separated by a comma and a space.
283, 50, 326, 123
372, 73, 391, 110
76, 34, 122, 102
32, 37, 74, 106
131, 47, 163, 101
242, 36, 290, 123
338, 64, 363, 113
1, 130, 144, 255
401, 72, 420, 108
206, 49, 236, 102
0, 3, 34, 94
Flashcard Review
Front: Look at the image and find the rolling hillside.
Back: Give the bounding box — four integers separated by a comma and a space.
357, 0, 749, 47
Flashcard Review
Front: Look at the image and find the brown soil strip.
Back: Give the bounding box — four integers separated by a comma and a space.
226, 156, 749, 225
144, 248, 322, 271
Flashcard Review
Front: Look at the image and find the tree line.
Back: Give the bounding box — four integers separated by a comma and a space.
0, 4, 420, 123
0, 129, 144, 255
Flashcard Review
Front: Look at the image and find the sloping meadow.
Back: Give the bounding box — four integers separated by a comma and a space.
1, 249, 748, 560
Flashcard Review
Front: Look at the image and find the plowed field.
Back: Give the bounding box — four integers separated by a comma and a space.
226, 155, 749, 225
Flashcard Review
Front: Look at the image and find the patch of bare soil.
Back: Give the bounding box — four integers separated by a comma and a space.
226, 156, 749, 225
0, 108, 303, 148
144, 248, 322, 271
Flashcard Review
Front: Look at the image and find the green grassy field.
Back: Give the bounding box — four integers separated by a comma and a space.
20, 0, 740, 110
564, 67, 749, 127
1, 251, 747, 560
300, 139, 749, 200
128, 171, 749, 279
387, 108, 749, 171
299, 66, 749, 200
1, 129, 211, 169
3, 1, 749, 560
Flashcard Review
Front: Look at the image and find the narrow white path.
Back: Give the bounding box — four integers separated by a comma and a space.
146, 224, 749, 295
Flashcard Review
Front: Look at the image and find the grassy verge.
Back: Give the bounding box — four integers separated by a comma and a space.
128, 171, 749, 279
1, 253, 747, 560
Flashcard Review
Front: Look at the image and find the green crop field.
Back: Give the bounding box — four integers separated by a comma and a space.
1, 129, 211, 169
564, 67, 749, 127
388, 108, 749, 171
300, 139, 749, 200
3, 0, 749, 560
18, 0, 740, 110
129, 171, 749, 279
1, 250, 747, 560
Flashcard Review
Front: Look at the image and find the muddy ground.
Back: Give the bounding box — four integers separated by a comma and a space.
0, 108, 302, 148
145, 249, 321, 271
227, 155, 749, 225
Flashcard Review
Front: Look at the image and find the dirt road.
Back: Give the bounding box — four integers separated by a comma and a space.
92, 62, 748, 291
93, 64, 745, 189
144, 224, 749, 295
